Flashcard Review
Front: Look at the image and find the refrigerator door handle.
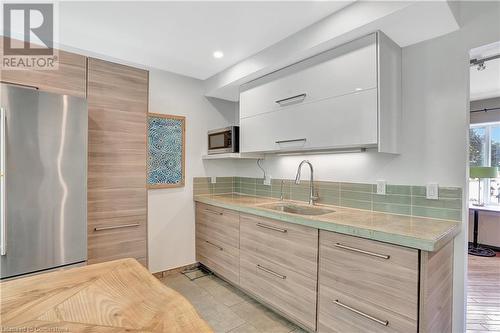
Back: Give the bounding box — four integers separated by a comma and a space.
1, 106, 6, 256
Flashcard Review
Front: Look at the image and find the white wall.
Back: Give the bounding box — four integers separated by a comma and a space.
232, 2, 500, 332
148, 69, 237, 273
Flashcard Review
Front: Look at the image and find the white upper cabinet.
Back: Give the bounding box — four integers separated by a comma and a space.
239, 31, 401, 154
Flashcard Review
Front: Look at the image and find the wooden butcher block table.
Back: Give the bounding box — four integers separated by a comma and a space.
0, 258, 212, 332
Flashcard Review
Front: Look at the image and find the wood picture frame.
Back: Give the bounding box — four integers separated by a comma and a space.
147, 113, 186, 189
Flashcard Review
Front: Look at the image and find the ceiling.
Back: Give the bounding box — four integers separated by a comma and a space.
470, 41, 500, 101
56, 1, 353, 80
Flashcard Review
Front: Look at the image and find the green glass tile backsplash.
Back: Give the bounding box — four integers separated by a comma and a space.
193, 177, 463, 221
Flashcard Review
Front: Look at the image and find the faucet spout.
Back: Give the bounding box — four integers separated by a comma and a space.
294, 160, 317, 205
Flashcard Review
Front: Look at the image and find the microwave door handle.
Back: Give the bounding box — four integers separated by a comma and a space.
1, 107, 6, 256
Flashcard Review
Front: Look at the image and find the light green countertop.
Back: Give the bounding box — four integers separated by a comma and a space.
194, 193, 461, 252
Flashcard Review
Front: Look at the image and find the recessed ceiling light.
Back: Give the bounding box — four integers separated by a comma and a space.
213, 51, 224, 59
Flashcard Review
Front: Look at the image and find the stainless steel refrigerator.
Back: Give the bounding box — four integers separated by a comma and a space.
0, 83, 87, 279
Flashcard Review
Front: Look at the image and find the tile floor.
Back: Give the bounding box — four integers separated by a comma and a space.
161, 272, 306, 333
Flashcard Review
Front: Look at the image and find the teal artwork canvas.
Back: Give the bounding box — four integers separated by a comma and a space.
148, 114, 185, 188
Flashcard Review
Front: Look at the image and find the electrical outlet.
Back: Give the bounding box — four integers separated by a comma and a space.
264, 176, 272, 186
376, 180, 386, 195
426, 183, 439, 200
211, 176, 217, 184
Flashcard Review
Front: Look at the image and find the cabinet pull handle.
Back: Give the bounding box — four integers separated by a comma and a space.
204, 209, 223, 216
333, 300, 389, 327
334, 243, 390, 260
275, 138, 306, 144
275, 93, 307, 106
3, 81, 38, 90
94, 223, 140, 231
257, 264, 286, 280
256, 222, 287, 233
205, 240, 223, 251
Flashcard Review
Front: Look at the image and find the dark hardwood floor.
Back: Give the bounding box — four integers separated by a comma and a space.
467, 252, 500, 332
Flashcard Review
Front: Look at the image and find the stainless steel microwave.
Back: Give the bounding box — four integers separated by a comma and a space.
208, 126, 239, 154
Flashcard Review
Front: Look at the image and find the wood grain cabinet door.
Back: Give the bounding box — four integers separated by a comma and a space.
87, 58, 148, 266
1, 38, 86, 97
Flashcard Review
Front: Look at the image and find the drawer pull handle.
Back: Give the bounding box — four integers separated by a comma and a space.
334, 300, 389, 327
257, 264, 286, 280
275, 138, 306, 145
94, 223, 139, 231
256, 223, 287, 233
204, 209, 223, 216
334, 243, 390, 260
205, 240, 223, 251
275, 93, 307, 106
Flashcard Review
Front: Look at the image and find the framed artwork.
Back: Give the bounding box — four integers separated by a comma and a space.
147, 113, 186, 189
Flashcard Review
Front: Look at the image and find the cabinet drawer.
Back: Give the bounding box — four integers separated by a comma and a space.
240, 89, 378, 153
196, 203, 239, 249
88, 219, 147, 266
318, 231, 418, 332
240, 213, 318, 279
240, 34, 376, 119
240, 251, 317, 330
196, 235, 239, 285
318, 288, 417, 333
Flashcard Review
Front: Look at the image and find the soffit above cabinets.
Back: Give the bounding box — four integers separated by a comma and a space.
205, 1, 460, 101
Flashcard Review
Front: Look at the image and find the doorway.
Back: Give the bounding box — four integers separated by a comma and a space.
467, 41, 500, 332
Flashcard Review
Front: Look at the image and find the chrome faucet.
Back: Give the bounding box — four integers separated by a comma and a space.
294, 160, 318, 205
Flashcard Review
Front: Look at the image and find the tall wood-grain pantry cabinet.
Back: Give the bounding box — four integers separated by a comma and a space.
87, 58, 149, 267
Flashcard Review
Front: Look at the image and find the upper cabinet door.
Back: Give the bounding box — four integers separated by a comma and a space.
241, 89, 378, 153
240, 34, 377, 120
0, 38, 87, 98
238, 32, 401, 154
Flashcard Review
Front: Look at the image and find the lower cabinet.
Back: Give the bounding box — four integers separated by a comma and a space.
318, 231, 419, 333
239, 214, 318, 330
195, 203, 453, 333
196, 203, 240, 285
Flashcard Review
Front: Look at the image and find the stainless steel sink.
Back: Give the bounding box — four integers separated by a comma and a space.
260, 203, 335, 216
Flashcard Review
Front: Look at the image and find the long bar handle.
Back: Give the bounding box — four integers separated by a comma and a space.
205, 240, 223, 251
334, 243, 390, 260
275, 138, 306, 144
0, 107, 6, 256
256, 222, 287, 233
275, 93, 307, 106
94, 223, 139, 231
257, 264, 286, 280
333, 300, 389, 326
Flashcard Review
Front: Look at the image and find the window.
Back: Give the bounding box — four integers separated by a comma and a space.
469, 122, 500, 205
